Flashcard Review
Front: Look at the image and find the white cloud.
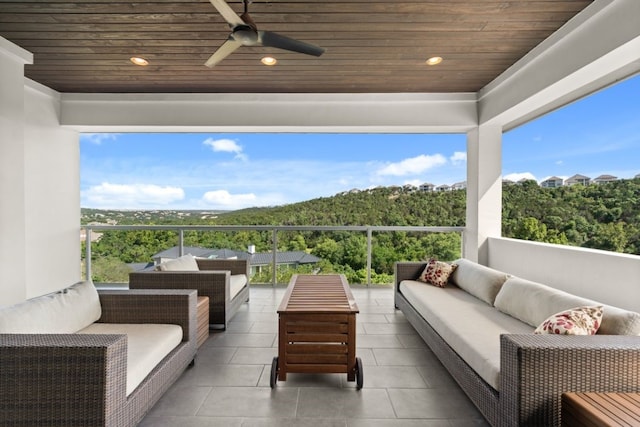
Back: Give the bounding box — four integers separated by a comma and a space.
503, 172, 537, 182
83, 183, 184, 208
376, 154, 447, 176
80, 133, 120, 145
201, 190, 257, 209
203, 138, 247, 160
450, 151, 467, 165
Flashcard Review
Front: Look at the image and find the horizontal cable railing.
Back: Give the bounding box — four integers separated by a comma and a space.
83, 224, 465, 286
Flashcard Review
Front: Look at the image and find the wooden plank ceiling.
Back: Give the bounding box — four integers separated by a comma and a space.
0, 0, 593, 94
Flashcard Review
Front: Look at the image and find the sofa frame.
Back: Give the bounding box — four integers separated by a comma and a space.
0, 289, 198, 427
129, 258, 250, 330
394, 261, 640, 426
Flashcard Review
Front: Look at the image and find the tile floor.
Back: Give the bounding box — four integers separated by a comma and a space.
139, 285, 490, 427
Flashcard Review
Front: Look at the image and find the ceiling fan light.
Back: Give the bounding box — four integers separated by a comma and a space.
426, 56, 443, 66
261, 56, 277, 66
130, 57, 149, 66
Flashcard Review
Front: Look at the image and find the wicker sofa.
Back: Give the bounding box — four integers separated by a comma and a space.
129, 256, 250, 330
0, 281, 197, 427
394, 259, 640, 427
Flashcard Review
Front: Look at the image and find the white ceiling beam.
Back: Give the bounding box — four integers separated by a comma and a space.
59, 92, 477, 133
478, 0, 640, 130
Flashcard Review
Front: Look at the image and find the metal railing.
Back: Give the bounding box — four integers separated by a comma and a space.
83, 224, 465, 286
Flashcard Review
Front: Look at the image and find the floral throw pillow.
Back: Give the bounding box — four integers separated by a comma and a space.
534, 305, 604, 335
417, 258, 457, 288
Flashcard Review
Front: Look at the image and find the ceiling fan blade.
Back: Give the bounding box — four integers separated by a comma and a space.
209, 0, 245, 27
259, 31, 325, 57
204, 39, 242, 67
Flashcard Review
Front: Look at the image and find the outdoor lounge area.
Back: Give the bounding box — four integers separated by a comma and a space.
137, 284, 491, 427
2, 1, 640, 426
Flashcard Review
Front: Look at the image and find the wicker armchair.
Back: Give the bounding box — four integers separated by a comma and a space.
129, 258, 250, 330
0, 289, 197, 427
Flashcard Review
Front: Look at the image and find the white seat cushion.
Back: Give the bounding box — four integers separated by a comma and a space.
78, 323, 183, 396
400, 280, 533, 390
230, 274, 248, 299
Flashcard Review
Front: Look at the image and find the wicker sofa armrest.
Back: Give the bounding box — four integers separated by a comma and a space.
0, 333, 127, 425
98, 289, 197, 344
394, 262, 427, 308
196, 258, 249, 277
394, 262, 427, 285
500, 334, 640, 426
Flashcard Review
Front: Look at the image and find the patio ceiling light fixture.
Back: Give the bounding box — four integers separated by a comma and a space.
425, 56, 443, 66
261, 56, 277, 66
130, 57, 149, 66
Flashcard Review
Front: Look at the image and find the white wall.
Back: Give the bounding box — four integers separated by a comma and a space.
0, 37, 80, 305
488, 237, 640, 313
23, 81, 81, 300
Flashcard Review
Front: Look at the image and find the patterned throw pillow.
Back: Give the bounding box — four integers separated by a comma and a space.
417, 258, 457, 287
534, 306, 604, 335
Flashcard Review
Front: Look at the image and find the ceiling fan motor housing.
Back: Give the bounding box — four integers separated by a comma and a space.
232, 25, 259, 45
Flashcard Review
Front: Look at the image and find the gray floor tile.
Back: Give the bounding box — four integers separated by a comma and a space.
357, 334, 404, 349
176, 364, 263, 387
348, 420, 451, 427
363, 322, 418, 335
140, 286, 489, 426
208, 333, 276, 348
197, 386, 299, 418
194, 345, 238, 364
396, 333, 429, 349
145, 385, 211, 417
138, 416, 243, 427
388, 388, 482, 419
230, 347, 278, 364
373, 348, 437, 366
242, 418, 347, 427
350, 366, 427, 389
297, 387, 396, 419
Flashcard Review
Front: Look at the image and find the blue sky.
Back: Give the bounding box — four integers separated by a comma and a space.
80, 74, 640, 210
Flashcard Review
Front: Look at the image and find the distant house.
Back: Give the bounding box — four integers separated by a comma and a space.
248, 251, 321, 276
593, 174, 617, 184
565, 174, 591, 186
419, 183, 435, 192
540, 176, 564, 188
152, 246, 237, 265
143, 246, 320, 277
635, 173, 640, 179
436, 184, 451, 192
451, 181, 467, 190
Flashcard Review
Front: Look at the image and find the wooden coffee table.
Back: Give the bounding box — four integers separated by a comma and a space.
270, 274, 362, 389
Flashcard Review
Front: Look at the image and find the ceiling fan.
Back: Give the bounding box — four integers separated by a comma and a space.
205, 0, 325, 67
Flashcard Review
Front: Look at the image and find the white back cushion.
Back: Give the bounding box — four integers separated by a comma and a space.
156, 254, 199, 271
450, 258, 510, 306
494, 277, 640, 335
0, 280, 102, 333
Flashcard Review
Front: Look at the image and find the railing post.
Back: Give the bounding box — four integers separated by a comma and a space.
366, 228, 372, 286
85, 227, 92, 281
272, 228, 278, 287
178, 229, 184, 257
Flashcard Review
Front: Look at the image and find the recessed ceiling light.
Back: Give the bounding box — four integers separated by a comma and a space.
261, 56, 277, 66
130, 57, 149, 66
425, 56, 443, 66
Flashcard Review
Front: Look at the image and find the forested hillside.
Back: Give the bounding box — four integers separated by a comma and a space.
83, 178, 640, 283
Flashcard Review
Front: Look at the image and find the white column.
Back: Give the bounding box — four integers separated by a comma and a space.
464, 125, 502, 264
0, 38, 32, 305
